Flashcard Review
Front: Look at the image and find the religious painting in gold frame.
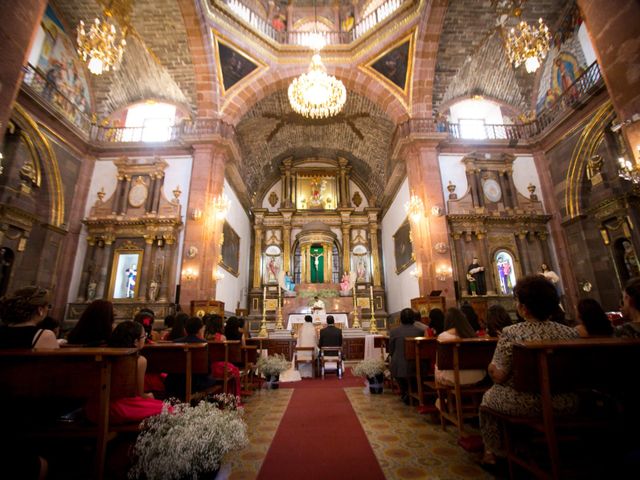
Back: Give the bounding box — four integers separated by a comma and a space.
393, 219, 414, 274
109, 246, 144, 300
220, 221, 240, 277
212, 34, 266, 95
296, 173, 338, 210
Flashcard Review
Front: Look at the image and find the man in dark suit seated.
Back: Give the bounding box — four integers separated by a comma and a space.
319, 315, 342, 355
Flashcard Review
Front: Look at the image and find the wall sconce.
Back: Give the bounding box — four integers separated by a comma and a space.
183, 268, 198, 281
409, 267, 421, 279
191, 208, 202, 221
212, 194, 230, 220
431, 205, 444, 217
213, 270, 225, 281
435, 264, 453, 282
405, 194, 425, 223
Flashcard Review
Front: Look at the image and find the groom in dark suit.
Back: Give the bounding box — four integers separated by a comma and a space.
319, 315, 342, 355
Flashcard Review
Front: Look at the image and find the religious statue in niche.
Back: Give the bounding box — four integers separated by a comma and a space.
540, 263, 561, 297
148, 280, 159, 302
467, 256, 486, 295
309, 176, 327, 208
86, 280, 97, 301
265, 255, 281, 283
623, 240, 640, 278
355, 256, 368, 282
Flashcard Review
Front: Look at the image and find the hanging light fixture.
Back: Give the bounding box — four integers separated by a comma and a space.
77, 1, 131, 75
288, 0, 346, 119
504, 16, 550, 73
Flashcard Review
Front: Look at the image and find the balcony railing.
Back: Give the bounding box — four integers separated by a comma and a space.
219, 0, 410, 46
22, 63, 93, 133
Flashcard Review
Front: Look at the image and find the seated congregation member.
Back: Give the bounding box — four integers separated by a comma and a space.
318, 315, 342, 355
435, 308, 486, 386
204, 314, 225, 341
296, 315, 317, 377
238, 317, 251, 340
615, 277, 640, 338
485, 304, 513, 338
165, 312, 188, 341
460, 302, 481, 332
159, 314, 175, 340
85, 321, 164, 424
67, 299, 114, 346
134, 308, 158, 342
389, 308, 424, 405
479, 275, 579, 465
411, 310, 432, 335
224, 316, 246, 346
0, 286, 58, 349
428, 308, 445, 335
576, 298, 613, 337
37, 315, 67, 346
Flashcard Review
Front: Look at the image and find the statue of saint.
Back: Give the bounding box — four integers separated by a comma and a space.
148, 280, 159, 302
340, 272, 351, 292
467, 257, 486, 295
125, 265, 137, 298
267, 256, 280, 283
623, 241, 640, 278
356, 257, 367, 281
87, 280, 97, 301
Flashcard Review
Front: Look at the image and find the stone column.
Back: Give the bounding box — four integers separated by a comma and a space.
95, 236, 114, 299
341, 224, 351, 272
498, 169, 512, 209
504, 167, 519, 209
516, 230, 532, 276
476, 230, 495, 294
112, 176, 124, 214
137, 235, 155, 300
324, 242, 332, 282
76, 237, 97, 302
159, 235, 177, 303
0, 0, 47, 146
253, 210, 266, 289
146, 175, 157, 213
151, 172, 164, 213
338, 157, 348, 207
577, 0, 640, 160
367, 216, 382, 287
538, 230, 553, 269
119, 176, 132, 215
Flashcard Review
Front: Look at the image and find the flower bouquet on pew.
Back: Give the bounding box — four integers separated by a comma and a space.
129, 394, 248, 480
352, 358, 387, 394
257, 353, 291, 388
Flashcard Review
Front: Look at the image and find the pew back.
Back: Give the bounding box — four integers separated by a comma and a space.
436, 337, 497, 370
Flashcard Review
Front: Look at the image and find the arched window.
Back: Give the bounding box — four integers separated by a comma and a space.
449, 98, 505, 140
495, 250, 517, 295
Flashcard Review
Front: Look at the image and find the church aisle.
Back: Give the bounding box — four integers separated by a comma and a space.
225, 374, 493, 480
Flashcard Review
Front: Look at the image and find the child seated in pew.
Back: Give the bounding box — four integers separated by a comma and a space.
85, 321, 164, 424
175, 316, 242, 400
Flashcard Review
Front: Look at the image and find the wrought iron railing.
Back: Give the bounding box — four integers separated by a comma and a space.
21, 63, 93, 133
218, 0, 410, 46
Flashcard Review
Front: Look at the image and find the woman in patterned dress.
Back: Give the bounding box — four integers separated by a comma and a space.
479, 275, 579, 464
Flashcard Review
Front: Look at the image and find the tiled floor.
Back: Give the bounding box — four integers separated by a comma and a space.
226, 382, 493, 480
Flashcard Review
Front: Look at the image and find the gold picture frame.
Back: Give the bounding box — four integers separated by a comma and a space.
393, 218, 415, 274
108, 247, 144, 300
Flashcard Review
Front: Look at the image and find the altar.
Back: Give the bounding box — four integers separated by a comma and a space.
286, 313, 350, 330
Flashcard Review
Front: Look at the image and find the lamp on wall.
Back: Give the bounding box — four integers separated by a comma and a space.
618, 149, 640, 184
409, 267, 421, 279
183, 267, 198, 281
212, 194, 231, 220
404, 194, 425, 223
435, 264, 453, 282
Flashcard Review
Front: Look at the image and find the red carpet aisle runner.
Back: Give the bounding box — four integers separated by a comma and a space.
257, 378, 385, 480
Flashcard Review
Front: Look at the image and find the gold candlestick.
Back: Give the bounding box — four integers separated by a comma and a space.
258, 286, 268, 337
352, 285, 361, 329
369, 285, 378, 334
275, 285, 284, 330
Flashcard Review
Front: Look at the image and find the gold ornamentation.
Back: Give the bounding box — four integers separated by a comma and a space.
352, 191, 362, 207
97, 187, 106, 202
268, 191, 279, 207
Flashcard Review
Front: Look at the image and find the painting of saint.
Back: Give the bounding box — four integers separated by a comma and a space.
220, 221, 240, 276
217, 41, 259, 92
265, 255, 281, 284
495, 251, 517, 296
393, 220, 414, 274
551, 53, 582, 101
370, 39, 411, 91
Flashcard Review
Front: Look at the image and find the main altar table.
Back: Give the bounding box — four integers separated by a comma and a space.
286, 313, 349, 330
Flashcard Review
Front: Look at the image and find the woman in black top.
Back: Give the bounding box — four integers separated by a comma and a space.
0, 286, 58, 349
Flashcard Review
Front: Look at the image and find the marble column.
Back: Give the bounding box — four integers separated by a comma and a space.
368, 222, 381, 287
119, 176, 132, 215
137, 236, 155, 300
159, 236, 177, 303
476, 231, 495, 294
95, 237, 114, 299
112, 176, 124, 214
76, 237, 97, 302
252, 215, 265, 289
341, 224, 351, 272
516, 230, 532, 276
282, 224, 291, 274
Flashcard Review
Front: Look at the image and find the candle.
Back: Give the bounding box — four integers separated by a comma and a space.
370, 285, 373, 298
263, 286, 266, 301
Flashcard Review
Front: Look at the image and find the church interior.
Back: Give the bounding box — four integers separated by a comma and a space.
1, 0, 640, 478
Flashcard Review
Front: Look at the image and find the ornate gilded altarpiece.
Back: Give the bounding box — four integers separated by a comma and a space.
67, 157, 183, 322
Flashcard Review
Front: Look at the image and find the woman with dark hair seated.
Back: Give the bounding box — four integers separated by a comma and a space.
133, 308, 158, 342
204, 314, 225, 341
67, 299, 114, 346
480, 275, 579, 465
85, 321, 164, 424
0, 286, 59, 349
224, 316, 245, 345
159, 314, 175, 340
435, 308, 486, 386
428, 308, 445, 335
460, 302, 481, 332
166, 312, 188, 341
576, 298, 613, 337
485, 304, 513, 338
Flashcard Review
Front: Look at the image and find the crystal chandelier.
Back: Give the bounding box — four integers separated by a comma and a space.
504, 17, 551, 73
288, 0, 346, 119
77, 8, 128, 75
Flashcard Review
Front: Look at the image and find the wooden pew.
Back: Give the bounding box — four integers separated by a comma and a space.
433, 337, 497, 436
208, 341, 234, 395
142, 342, 214, 403
404, 337, 437, 410
481, 338, 640, 479
0, 348, 138, 480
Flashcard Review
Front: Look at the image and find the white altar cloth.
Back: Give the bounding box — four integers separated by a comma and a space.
286, 313, 349, 330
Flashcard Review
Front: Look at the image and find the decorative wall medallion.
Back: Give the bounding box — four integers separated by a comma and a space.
431, 205, 444, 217
482, 178, 502, 203
434, 242, 448, 254
128, 177, 149, 207
268, 191, 279, 207
352, 191, 362, 207
186, 246, 198, 258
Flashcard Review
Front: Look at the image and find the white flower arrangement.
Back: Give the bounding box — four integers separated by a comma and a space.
257, 353, 290, 377
352, 358, 386, 378
129, 395, 248, 480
